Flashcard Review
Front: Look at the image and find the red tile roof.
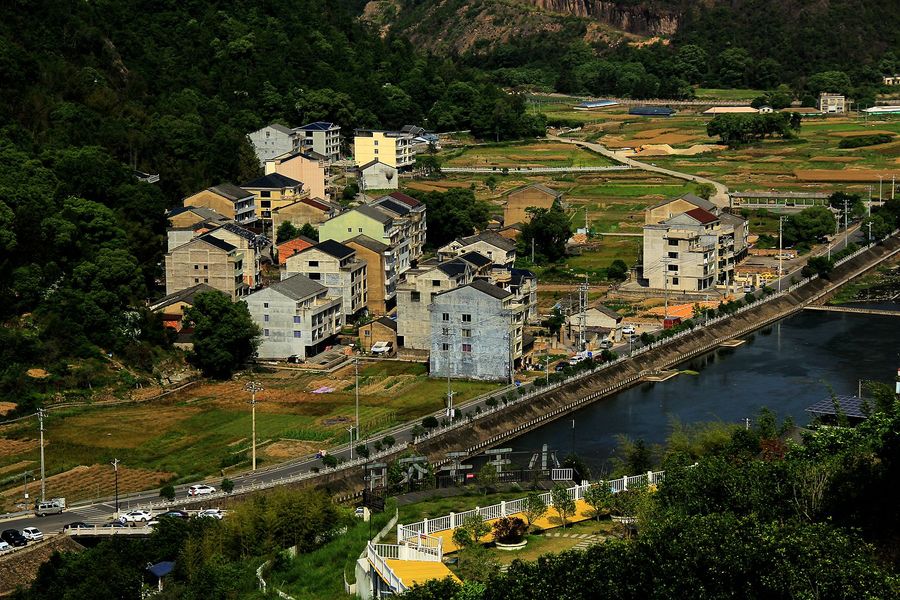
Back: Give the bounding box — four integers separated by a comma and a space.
277, 237, 314, 265
685, 207, 718, 224
389, 191, 421, 207
302, 197, 332, 212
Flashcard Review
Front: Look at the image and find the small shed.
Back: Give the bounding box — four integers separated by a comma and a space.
359, 316, 398, 352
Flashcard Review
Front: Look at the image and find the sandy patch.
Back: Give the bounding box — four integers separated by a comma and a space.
0, 402, 16, 416
631, 128, 674, 140
0, 438, 39, 458
26, 368, 50, 379
264, 440, 321, 460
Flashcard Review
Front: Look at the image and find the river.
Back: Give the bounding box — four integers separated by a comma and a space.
507, 307, 900, 473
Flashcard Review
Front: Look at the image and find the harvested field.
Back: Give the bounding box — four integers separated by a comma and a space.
0, 402, 15, 415
54, 405, 203, 449
0, 460, 33, 477
405, 181, 472, 192
264, 440, 320, 460
795, 169, 900, 182
829, 130, 896, 137
810, 156, 863, 162
0, 438, 39, 458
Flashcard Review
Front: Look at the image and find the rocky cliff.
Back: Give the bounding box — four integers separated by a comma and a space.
526, 0, 679, 36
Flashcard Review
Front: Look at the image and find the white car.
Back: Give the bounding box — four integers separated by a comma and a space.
188, 484, 216, 497
196, 508, 224, 520
119, 510, 152, 524
0, 540, 10, 552
622, 325, 636, 335
21, 527, 43, 541
371, 341, 393, 355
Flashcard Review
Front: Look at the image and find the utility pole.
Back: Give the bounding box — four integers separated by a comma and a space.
893, 175, 896, 201
354, 358, 360, 444
578, 276, 588, 351
778, 216, 786, 292
244, 381, 264, 471
879, 176, 883, 202
37, 408, 46, 502
867, 185, 872, 217
347, 427, 354, 459
844, 198, 849, 249
22, 470, 31, 504
868, 221, 873, 243
445, 344, 455, 418
111, 458, 120, 516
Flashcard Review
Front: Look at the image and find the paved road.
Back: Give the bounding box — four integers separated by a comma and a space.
549, 135, 730, 207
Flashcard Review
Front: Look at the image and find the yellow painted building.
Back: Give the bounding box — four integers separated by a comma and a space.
353, 130, 416, 169
182, 183, 257, 225
241, 173, 306, 229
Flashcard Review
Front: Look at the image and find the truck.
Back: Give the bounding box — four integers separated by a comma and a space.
35, 497, 66, 516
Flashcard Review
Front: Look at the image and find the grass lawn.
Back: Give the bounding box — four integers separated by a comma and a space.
395, 489, 533, 533
0, 363, 501, 505
565, 239, 642, 274
490, 519, 616, 565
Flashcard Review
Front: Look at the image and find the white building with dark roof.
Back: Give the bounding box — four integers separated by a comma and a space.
283, 239, 368, 318
246, 274, 343, 360
248, 123, 297, 165
294, 121, 341, 162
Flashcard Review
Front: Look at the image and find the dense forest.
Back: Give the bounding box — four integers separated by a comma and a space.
0, 0, 543, 408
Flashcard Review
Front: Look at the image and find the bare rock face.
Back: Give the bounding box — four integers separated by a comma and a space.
526, 0, 679, 36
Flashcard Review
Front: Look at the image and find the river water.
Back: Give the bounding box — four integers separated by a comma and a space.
507, 307, 900, 473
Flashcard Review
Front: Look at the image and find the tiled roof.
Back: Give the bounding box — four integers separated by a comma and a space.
508, 183, 562, 198
243, 173, 301, 189
458, 231, 516, 252
592, 304, 623, 321
354, 204, 393, 224
297, 121, 337, 131
359, 159, 392, 171
268, 274, 326, 300
347, 234, 390, 253
371, 316, 398, 332
149, 283, 218, 311
458, 251, 492, 268
388, 191, 421, 207
648, 194, 716, 213
277, 237, 315, 265
436, 260, 470, 278
267, 123, 294, 135
375, 198, 410, 216
209, 183, 253, 201
467, 278, 513, 300
685, 207, 719, 224
197, 234, 236, 252
315, 239, 355, 259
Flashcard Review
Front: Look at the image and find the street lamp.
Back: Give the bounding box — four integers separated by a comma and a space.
244, 381, 264, 471
354, 359, 360, 446
347, 426, 355, 460
111, 458, 120, 516
778, 216, 788, 292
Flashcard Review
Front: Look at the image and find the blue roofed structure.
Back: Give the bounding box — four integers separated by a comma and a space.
574, 99, 618, 110
628, 106, 676, 117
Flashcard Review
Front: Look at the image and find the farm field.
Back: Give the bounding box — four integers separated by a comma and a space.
0, 362, 500, 507
442, 141, 617, 168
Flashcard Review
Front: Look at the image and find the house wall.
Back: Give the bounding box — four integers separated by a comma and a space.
272, 201, 329, 232
361, 163, 398, 190
246, 187, 304, 224
429, 287, 521, 381
359, 321, 396, 352
165, 242, 242, 299
298, 128, 341, 162
504, 188, 557, 225
284, 248, 368, 317
345, 241, 391, 315
353, 132, 415, 169
205, 229, 261, 288
645, 198, 708, 225
642, 226, 717, 291
246, 288, 343, 359
248, 126, 295, 164
183, 190, 235, 220
320, 212, 387, 246
266, 154, 328, 200
397, 267, 471, 350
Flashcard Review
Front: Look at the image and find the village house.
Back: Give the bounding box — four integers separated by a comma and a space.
645, 193, 719, 225
283, 239, 368, 319
818, 92, 846, 114
242, 172, 306, 230
359, 316, 398, 353
503, 184, 563, 226
438, 231, 517, 268
353, 129, 416, 170
166, 206, 230, 230
293, 121, 341, 162
276, 236, 315, 266
358, 160, 398, 191
566, 303, 624, 348
319, 204, 414, 274
264, 150, 329, 200
182, 183, 257, 225
271, 196, 341, 233
344, 235, 396, 315
247, 123, 296, 164
245, 274, 343, 360
429, 280, 525, 382
373, 193, 427, 264
396, 259, 475, 350
149, 283, 217, 331
164, 235, 248, 300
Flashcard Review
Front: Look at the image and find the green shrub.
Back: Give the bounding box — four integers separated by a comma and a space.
837, 134, 892, 148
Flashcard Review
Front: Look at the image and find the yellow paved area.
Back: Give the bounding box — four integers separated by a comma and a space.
435, 498, 594, 553
385, 560, 459, 587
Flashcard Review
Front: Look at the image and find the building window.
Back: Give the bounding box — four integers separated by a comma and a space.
462, 343, 472, 352
462, 329, 471, 338
442, 343, 449, 351
264, 329, 270, 336
411, 291, 420, 302
668, 239, 678, 246
293, 316, 301, 324
264, 302, 269, 308
668, 264, 678, 271
310, 273, 321, 280
442, 313, 449, 321
194, 278, 199, 283
442, 327, 449, 335
348, 227, 352, 233
261, 191, 271, 198
293, 331, 302, 338
668, 252, 678, 259
309, 261, 319, 267
432, 280, 441, 287
264, 315, 269, 322
358, 228, 363, 232
194, 265, 199, 270
462, 314, 471, 322
672, 277, 679, 285
364, 330, 370, 336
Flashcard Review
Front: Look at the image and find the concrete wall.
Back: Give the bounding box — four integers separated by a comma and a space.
361, 163, 398, 190
247, 288, 303, 359
248, 126, 295, 164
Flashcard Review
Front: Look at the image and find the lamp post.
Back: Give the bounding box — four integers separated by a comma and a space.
111, 458, 120, 516
778, 216, 787, 292
37, 408, 46, 502
22, 470, 31, 505
354, 359, 360, 445
347, 426, 355, 460
244, 381, 264, 471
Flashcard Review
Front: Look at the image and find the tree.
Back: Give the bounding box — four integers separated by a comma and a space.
321, 454, 338, 469
299, 223, 318, 241
422, 415, 439, 429
785, 206, 836, 246
220, 478, 234, 494
477, 463, 498, 495
492, 517, 527, 544
184, 292, 261, 378
550, 484, 576, 529
583, 482, 614, 521
523, 492, 547, 532
276, 221, 299, 244
452, 514, 490, 551
159, 485, 176, 502
518, 201, 572, 264
418, 189, 490, 249
694, 182, 716, 200
607, 259, 628, 281
382, 435, 395, 448
802, 256, 834, 279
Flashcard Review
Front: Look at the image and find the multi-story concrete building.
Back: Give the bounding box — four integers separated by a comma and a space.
294, 122, 341, 162
642, 205, 748, 292
245, 274, 343, 360
438, 231, 516, 268
271, 196, 341, 233
283, 239, 368, 318
247, 123, 296, 165
241, 172, 305, 230
182, 183, 257, 226
429, 279, 525, 381
319, 204, 413, 274
264, 150, 329, 200
345, 235, 396, 315
373, 194, 427, 265
353, 129, 416, 170
164, 235, 248, 300
818, 92, 846, 114
396, 259, 475, 350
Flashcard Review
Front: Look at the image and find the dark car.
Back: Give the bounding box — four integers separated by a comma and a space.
1, 529, 27, 547
554, 363, 568, 372
157, 510, 189, 520
63, 522, 91, 531
101, 522, 127, 528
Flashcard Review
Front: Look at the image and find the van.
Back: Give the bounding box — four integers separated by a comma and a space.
35, 498, 66, 517
599, 339, 614, 350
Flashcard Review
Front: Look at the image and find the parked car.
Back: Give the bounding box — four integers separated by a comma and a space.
119, 510, 153, 524
196, 508, 224, 520
554, 362, 568, 372
1, 529, 27, 547
0, 541, 10, 552
157, 510, 189, 520
287, 354, 303, 364
102, 522, 127, 528
622, 325, 636, 335
63, 522, 91, 531
598, 338, 614, 350
21, 527, 43, 541
188, 484, 216, 497
371, 341, 393, 355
